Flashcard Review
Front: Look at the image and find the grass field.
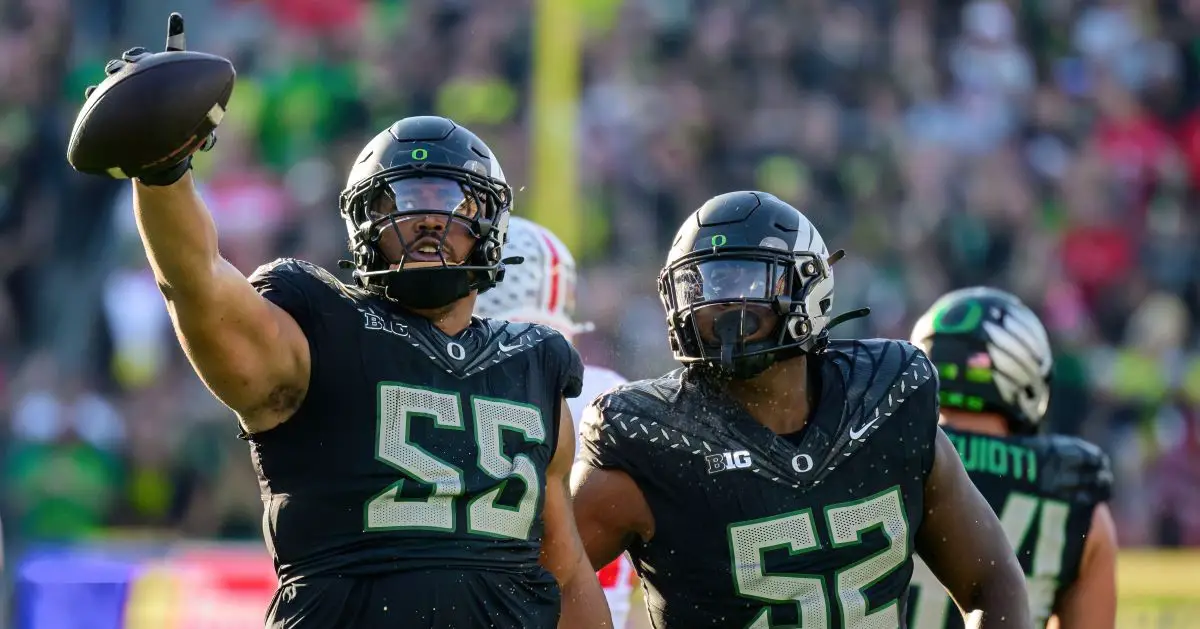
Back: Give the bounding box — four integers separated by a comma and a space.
1117, 550, 1200, 628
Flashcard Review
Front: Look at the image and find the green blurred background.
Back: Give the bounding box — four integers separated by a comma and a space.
2, 0, 1200, 625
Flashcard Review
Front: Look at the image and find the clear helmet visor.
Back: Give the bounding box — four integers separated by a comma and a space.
670, 259, 791, 346
369, 177, 483, 268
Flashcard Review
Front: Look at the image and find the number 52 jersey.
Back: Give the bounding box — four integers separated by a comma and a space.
579, 339, 942, 628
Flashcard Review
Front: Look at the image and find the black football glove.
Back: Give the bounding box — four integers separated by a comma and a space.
84, 13, 217, 186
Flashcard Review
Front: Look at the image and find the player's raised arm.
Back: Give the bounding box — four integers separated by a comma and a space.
916, 428, 1033, 628
68, 14, 309, 431
135, 178, 309, 429
539, 401, 612, 628
1047, 503, 1117, 629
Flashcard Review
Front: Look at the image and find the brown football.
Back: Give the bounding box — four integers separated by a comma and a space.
67, 50, 235, 178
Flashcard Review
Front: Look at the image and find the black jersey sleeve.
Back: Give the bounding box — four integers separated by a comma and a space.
541, 329, 585, 399
1038, 435, 1114, 505
830, 339, 942, 478
904, 347, 942, 477
577, 387, 651, 478
245, 258, 352, 437
248, 258, 338, 332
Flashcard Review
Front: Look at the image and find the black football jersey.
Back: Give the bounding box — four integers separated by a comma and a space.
906, 427, 1113, 629
579, 339, 942, 628
245, 259, 583, 618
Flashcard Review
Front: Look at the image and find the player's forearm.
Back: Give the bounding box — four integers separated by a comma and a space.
132, 173, 223, 300
1051, 504, 1118, 629
962, 560, 1034, 629
557, 552, 614, 629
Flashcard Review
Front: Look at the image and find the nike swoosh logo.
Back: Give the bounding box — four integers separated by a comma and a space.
849, 417, 879, 440
498, 341, 525, 353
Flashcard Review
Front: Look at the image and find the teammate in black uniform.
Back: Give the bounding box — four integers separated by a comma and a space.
571, 191, 1032, 629
91, 30, 611, 626
906, 288, 1116, 629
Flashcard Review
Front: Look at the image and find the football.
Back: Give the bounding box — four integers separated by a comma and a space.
67, 50, 235, 178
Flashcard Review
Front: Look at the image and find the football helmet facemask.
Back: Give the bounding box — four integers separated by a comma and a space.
660, 191, 860, 379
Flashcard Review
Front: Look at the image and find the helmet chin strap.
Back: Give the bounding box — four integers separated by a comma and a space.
384, 268, 475, 309
711, 305, 781, 380
714, 306, 758, 369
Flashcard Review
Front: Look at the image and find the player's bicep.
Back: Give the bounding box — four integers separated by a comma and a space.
1049, 503, 1117, 629
168, 258, 310, 430
570, 403, 654, 570
916, 428, 1023, 610
547, 398, 577, 479
570, 463, 650, 570
540, 399, 588, 583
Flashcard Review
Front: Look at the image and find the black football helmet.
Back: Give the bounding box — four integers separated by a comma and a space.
659, 191, 850, 379
910, 287, 1053, 433
339, 116, 513, 309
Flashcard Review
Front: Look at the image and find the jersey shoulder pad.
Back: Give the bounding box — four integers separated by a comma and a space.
580, 365, 629, 406
567, 366, 628, 430
577, 372, 684, 476
1033, 434, 1113, 505
592, 371, 684, 416
823, 339, 939, 425
248, 257, 338, 288
249, 258, 364, 303
526, 322, 585, 399
248, 258, 362, 328
823, 338, 932, 375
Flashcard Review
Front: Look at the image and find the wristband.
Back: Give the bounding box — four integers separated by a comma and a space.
136, 158, 192, 187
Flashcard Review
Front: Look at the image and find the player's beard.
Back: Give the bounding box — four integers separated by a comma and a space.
382, 267, 475, 309
709, 353, 778, 380
705, 307, 784, 380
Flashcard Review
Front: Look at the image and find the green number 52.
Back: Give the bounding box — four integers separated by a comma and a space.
729, 487, 909, 628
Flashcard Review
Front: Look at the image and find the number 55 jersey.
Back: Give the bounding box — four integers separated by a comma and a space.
246, 259, 583, 628
579, 339, 941, 628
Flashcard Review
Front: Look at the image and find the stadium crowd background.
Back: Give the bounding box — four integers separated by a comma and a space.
2, 0, 1200, 621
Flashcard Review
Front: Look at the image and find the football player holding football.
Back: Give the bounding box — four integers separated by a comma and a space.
474, 216, 644, 629
906, 288, 1116, 629
571, 191, 1033, 628
75, 21, 609, 627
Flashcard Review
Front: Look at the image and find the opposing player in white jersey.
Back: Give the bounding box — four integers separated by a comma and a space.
475, 216, 642, 629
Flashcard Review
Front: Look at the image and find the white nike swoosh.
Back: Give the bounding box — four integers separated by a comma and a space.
849, 418, 878, 440
498, 341, 524, 353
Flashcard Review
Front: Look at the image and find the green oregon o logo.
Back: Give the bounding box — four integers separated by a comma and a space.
711, 234, 727, 247
411, 148, 428, 160
932, 301, 983, 334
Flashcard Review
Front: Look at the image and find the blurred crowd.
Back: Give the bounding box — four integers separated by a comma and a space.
2, 0, 1200, 558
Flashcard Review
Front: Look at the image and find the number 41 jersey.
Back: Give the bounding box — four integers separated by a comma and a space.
579, 339, 942, 629
245, 259, 583, 626
907, 427, 1113, 629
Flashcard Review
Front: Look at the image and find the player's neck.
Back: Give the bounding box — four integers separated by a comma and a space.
405, 298, 476, 336
725, 357, 813, 435
940, 411, 1010, 437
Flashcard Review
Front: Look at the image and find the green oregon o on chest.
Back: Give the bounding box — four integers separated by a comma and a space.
946, 432, 1037, 481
